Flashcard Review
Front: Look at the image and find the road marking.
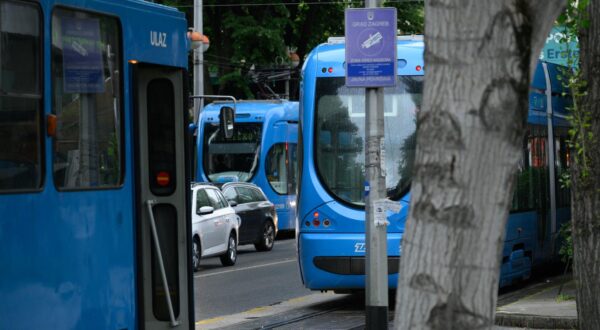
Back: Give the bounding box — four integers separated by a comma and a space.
195, 316, 225, 325
193, 259, 296, 278
246, 306, 269, 313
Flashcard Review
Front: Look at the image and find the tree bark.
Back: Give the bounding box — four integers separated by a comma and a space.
394, 1, 565, 329
572, 1, 600, 329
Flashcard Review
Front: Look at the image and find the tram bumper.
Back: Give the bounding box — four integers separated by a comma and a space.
298, 232, 401, 291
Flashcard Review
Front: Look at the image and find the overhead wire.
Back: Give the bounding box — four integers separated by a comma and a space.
173, 0, 423, 8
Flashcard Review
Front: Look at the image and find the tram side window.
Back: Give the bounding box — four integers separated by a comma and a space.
554, 129, 571, 208
266, 143, 298, 195
512, 125, 550, 211
288, 143, 298, 195
51, 9, 123, 189
0, 1, 43, 191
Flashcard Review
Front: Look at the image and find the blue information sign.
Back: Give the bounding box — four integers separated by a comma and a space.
345, 8, 397, 87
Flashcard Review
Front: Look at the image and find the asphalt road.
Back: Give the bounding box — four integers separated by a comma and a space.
192, 236, 555, 329
193, 237, 313, 321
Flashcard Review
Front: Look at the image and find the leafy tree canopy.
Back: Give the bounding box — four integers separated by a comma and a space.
158, 1, 424, 99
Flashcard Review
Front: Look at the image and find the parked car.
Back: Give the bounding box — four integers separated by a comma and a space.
191, 183, 241, 270
219, 182, 278, 251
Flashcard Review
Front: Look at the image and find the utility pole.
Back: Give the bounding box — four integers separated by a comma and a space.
364, 1, 388, 328
193, 0, 203, 122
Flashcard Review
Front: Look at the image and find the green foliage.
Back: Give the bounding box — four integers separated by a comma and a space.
220, 4, 289, 65
557, 0, 590, 30
156, 0, 424, 98
559, 222, 573, 263
384, 1, 424, 35
217, 71, 255, 99
557, 0, 593, 184
559, 170, 571, 189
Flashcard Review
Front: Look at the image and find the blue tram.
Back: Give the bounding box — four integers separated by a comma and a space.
0, 0, 194, 328
297, 36, 571, 291
194, 100, 299, 232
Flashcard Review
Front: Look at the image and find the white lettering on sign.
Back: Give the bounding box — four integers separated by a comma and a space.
351, 21, 390, 28
150, 31, 167, 48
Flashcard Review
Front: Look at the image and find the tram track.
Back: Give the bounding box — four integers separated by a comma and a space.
213, 293, 379, 330
253, 305, 347, 330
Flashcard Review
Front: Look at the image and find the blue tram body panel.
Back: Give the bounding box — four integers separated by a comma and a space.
298, 37, 572, 291
1, 191, 137, 328
299, 233, 402, 290
196, 101, 299, 231
0, 0, 189, 328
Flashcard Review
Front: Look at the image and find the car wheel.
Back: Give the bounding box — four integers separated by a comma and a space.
254, 221, 275, 252
220, 233, 237, 266
192, 238, 201, 272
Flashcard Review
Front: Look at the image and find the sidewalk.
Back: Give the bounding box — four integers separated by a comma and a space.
495, 275, 577, 329
195, 275, 578, 329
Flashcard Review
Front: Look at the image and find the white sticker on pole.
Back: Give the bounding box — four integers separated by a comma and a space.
373, 198, 403, 227
383, 199, 401, 213
374, 202, 389, 227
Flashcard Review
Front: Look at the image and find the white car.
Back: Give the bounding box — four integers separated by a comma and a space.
191, 183, 241, 270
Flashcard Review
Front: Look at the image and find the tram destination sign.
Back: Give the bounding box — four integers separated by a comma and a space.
345, 8, 397, 87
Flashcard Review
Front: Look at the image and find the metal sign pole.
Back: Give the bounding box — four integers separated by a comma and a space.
365, 4, 388, 326
344, 1, 394, 328
344, 4, 395, 327
365, 85, 388, 329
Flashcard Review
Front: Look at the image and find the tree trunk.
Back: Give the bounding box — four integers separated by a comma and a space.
394, 1, 565, 329
572, 1, 600, 329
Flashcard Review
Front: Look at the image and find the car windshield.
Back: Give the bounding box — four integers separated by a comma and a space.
314, 76, 423, 206
203, 122, 262, 182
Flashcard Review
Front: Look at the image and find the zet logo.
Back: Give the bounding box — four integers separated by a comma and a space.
354, 242, 366, 253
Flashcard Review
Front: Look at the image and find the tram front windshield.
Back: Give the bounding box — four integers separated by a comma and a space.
203, 123, 262, 182
314, 76, 423, 206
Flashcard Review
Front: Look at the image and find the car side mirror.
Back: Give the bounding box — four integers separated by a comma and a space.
228, 199, 238, 207
220, 106, 234, 139
198, 206, 214, 215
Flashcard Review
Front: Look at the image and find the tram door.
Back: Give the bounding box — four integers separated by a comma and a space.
134, 65, 193, 329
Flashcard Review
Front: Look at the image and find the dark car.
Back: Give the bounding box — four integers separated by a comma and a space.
219, 182, 278, 251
